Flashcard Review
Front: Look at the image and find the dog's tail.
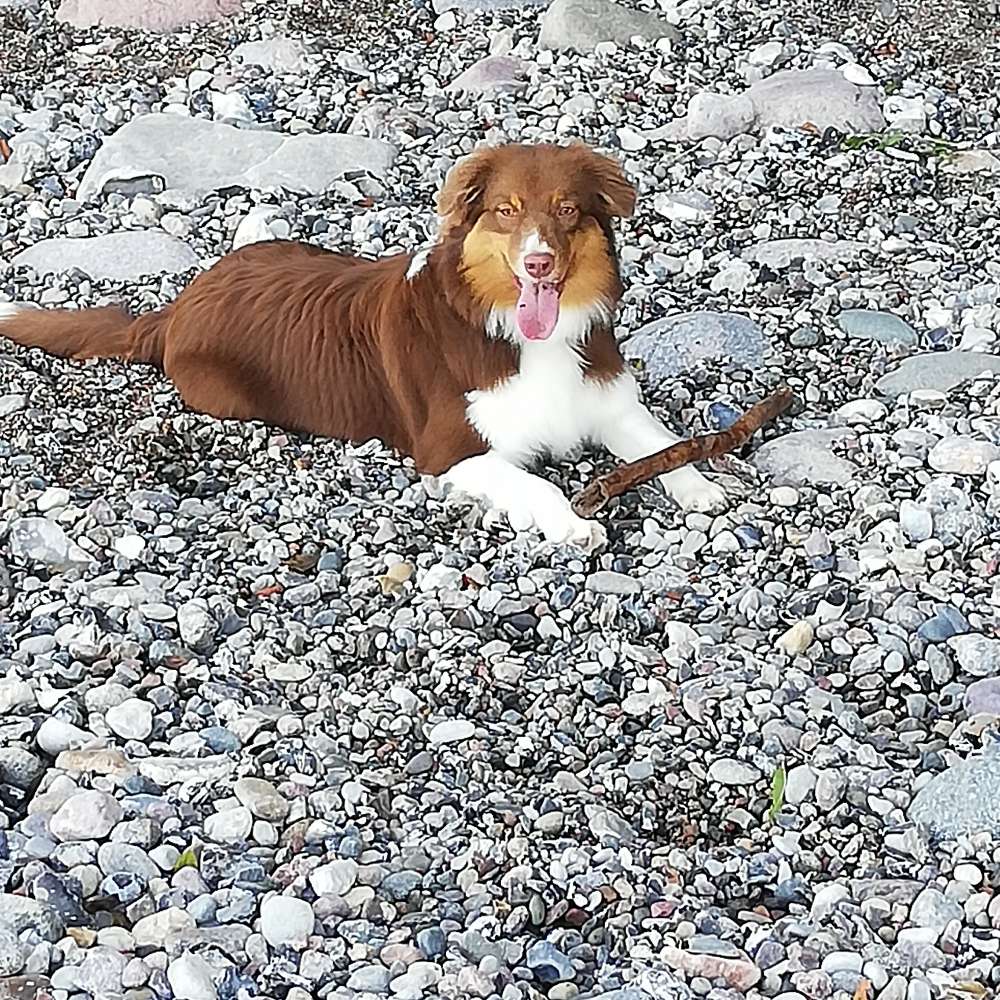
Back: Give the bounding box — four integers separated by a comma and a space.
0, 302, 167, 368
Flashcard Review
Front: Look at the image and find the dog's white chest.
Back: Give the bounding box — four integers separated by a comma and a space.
465, 336, 611, 465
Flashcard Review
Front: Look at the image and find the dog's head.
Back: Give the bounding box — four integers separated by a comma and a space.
437, 142, 636, 342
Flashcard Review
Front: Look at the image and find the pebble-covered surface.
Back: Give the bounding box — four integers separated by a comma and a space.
3, 1, 1000, 999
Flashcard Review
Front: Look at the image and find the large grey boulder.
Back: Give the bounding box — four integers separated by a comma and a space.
56, 0, 242, 31
751, 429, 858, 487
909, 740, 1000, 840
742, 238, 868, 269
77, 114, 397, 203
683, 68, 886, 140
622, 311, 766, 382
434, 0, 544, 10
875, 351, 1000, 397
446, 56, 528, 94
9, 231, 198, 281
749, 68, 885, 131
540, 0, 680, 51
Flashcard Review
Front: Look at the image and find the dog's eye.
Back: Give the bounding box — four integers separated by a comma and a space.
557, 204, 578, 218
496, 204, 517, 218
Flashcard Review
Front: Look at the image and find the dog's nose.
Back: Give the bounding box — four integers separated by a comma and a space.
523, 253, 555, 279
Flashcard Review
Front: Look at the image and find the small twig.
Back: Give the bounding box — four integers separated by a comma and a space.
571, 387, 795, 518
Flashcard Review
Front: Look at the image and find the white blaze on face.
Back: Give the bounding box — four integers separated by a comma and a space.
514, 229, 560, 342
517, 230, 554, 276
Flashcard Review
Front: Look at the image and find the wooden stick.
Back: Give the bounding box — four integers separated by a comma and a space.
571, 387, 795, 518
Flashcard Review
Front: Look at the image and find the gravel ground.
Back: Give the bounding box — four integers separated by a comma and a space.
2, 1, 1000, 1000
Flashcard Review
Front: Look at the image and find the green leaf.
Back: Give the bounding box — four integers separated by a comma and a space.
173, 847, 199, 871
767, 765, 786, 823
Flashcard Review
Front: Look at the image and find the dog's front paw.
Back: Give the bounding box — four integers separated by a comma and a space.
527, 496, 607, 553
661, 468, 727, 513
559, 516, 607, 554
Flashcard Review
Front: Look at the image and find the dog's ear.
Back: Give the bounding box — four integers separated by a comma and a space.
437, 147, 495, 228
584, 150, 637, 219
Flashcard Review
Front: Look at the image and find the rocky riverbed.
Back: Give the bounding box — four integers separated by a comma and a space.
2, 1, 1000, 999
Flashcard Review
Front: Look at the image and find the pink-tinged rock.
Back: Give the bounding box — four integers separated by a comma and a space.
56, 0, 242, 32
446, 55, 527, 94
660, 946, 761, 991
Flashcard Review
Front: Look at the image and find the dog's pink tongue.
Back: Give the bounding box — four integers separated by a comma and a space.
515, 281, 560, 341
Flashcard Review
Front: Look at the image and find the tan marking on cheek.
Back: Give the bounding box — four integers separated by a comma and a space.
461, 224, 519, 309
560, 223, 618, 310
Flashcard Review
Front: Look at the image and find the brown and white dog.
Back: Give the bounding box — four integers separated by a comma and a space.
0, 141, 724, 549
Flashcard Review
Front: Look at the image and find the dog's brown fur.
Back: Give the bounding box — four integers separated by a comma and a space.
0, 142, 633, 475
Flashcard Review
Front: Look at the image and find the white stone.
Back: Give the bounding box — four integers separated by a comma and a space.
204, 806, 253, 844
777, 620, 814, 655
899, 500, 933, 542
883, 95, 926, 132
0, 393, 27, 418
232, 36, 309, 73
114, 535, 146, 559
36, 487, 70, 512
9, 517, 92, 570
708, 758, 761, 785
177, 601, 216, 652
260, 895, 314, 950
617, 126, 647, 151
945, 150, 1000, 175
133, 908, 196, 948
653, 190, 715, 223
188, 70, 213, 90
928, 436, 1000, 475
309, 859, 359, 897
428, 720, 475, 745
770, 486, 800, 507
419, 564, 463, 592
167, 952, 217, 1000
36, 718, 94, 755
211, 91, 253, 122
264, 660, 313, 683
234, 777, 289, 821
446, 55, 526, 94
105, 699, 154, 741
748, 41, 783, 66
842, 63, 875, 86
821, 951, 862, 973
810, 883, 850, 921
784, 764, 816, 805
50, 790, 123, 842
539, 0, 679, 51
954, 863, 983, 885
232, 207, 278, 250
